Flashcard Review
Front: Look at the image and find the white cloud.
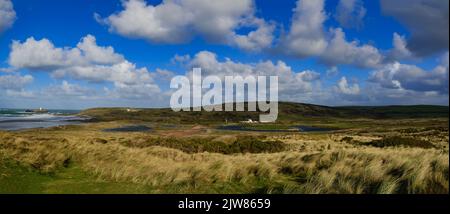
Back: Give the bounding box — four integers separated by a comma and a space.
279, 0, 328, 57
109, 81, 161, 99
321, 28, 383, 68
0, 73, 35, 100
0, 67, 15, 73
188, 51, 253, 77
75, 35, 125, 65
95, 0, 390, 69
387, 33, 413, 61
7, 35, 162, 99
96, 0, 193, 44
232, 18, 275, 52
0, 74, 33, 90
51, 61, 155, 86
326, 66, 339, 77
9, 38, 67, 70
329, 53, 449, 105
296, 70, 320, 82
5, 89, 34, 98
369, 53, 449, 94
184, 50, 321, 98
335, 76, 360, 95
9, 35, 124, 70
279, 0, 382, 68
363, 80, 448, 106
43, 81, 95, 98
98, 0, 274, 52
334, 0, 366, 29
153, 68, 175, 81
0, 0, 15, 33
171, 54, 191, 64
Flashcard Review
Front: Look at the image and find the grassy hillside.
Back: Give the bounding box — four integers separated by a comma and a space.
1, 102, 448, 194
80, 102, 449, 124
337, 105, 450, 119
0, 117, 448, 194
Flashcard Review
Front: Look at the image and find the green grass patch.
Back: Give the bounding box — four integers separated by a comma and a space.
0, 160, 155, 194
0, 159, 288, 194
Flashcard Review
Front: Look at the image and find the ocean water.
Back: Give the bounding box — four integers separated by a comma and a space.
0, 109, 87, 131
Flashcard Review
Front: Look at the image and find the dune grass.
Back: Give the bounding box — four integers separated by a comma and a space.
0, 118, 448, 194
0, 159, 157, 194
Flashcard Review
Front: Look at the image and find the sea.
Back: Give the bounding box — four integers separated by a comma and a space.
0, 109, 88, 131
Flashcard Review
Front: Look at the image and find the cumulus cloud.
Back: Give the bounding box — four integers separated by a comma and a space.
177, 51, 319, 99
188, 51, 252, 77
387, 33, 414, 61
0, 67, 15, 73
296, 70, 320, 82
0, 0, 16, 33
0, 74, 34, 99
334, 0, 366, 29
153, 68, 175, 82
335, 76, 360, 95
279, 0, 382, 68
9, 35, 124, 70
320, 28, 383, 68
279, 0, 327, 57
326, 66, 339, 77
381, 0, 449, 56
43, 81, 95, 98
369, 52, 449, 94
7, 35, 161, 99
0, 74, 33, 90
183, 50, 322, 98
232, 18, 275, 52
171, 54, 191, 65
51, 61, 155, 86
9, 38, 68, 70
331, 53, 449, 105
97, 0, 274, 52
5, 89, 34, 98
184, 51, 384, 105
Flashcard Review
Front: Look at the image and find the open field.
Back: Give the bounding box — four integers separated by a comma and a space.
0, 103, 448, 194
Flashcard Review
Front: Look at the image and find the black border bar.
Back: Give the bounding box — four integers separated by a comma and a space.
0, 194, 448, 212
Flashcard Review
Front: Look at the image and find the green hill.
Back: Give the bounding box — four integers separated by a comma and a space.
79, 102, 449, 124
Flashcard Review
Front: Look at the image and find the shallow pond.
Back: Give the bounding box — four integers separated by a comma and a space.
294, 126, 336, 132
103, 125, 152, 132
217, 125, 336, 133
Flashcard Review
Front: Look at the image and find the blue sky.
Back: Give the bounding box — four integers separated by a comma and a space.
0, 0, 448, 109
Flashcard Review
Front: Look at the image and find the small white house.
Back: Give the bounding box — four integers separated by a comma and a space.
126, 108, 139, 113
259, 119, 273, 123
240, 119, 257, 124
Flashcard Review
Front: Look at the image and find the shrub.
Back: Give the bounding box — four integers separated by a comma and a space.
340, 136, 353, 143
341, 136, 436, 149
120, 136, 286, 154
364, 136, 435, 149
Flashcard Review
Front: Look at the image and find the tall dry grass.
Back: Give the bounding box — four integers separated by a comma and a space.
0, 130, 448, 193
